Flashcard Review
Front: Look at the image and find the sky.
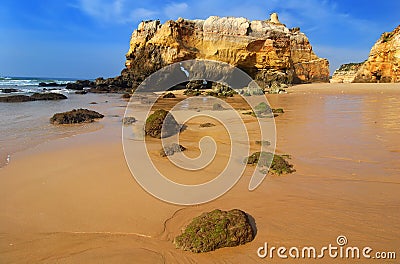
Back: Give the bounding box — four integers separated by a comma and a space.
0, 0, 399, 79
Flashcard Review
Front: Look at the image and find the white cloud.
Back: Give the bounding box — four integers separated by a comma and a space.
164, 2, 189, 19
130, 8, 158, 21
73, 0, 158, 24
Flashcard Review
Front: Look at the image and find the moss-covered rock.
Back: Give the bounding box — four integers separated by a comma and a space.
50, 109, 104, 124
145, 109, 180, 138
272, 108, 284, 114
245, 151, 295, 175
174, 209, 255, 253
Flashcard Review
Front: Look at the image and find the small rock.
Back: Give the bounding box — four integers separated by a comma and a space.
122, 93, 131, 99
160, 143, 186, 157
162, 92, 176, 98
212, 103, 224, 111
272, 108, 284, 114
255, 140, 271, 146
200, 122, 215, 127
122, 117, 136, 125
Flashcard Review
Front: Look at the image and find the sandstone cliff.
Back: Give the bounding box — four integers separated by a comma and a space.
354, 25, 400, 83
333, 25, 400, 83
123, 13, 330, 89
330, 62, 363, 83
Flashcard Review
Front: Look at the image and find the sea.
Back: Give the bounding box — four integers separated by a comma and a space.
0, 76, 122, 167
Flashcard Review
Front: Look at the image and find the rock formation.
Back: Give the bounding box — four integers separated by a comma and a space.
145, 109, 180, 138
333, 25, 400, 83
124, 13, 330, 89
50, 109, 104, 124
354, 25, 400, 83
330, 62, 363, 83
0, 93, 67, 103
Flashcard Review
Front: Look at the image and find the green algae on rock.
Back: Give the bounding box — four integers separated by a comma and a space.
245, 151, 295, 175
145, 109, 180, 138
174, 209, 255, 253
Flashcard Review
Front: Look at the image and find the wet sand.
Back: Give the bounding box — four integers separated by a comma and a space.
1, 83, 400, 263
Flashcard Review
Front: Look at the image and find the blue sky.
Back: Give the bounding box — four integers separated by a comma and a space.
0, 0, 399, 79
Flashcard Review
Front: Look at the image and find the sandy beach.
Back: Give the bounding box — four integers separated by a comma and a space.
1, 83, 400, 263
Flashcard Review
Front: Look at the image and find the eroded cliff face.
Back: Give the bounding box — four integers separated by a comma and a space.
123, 14, 330, 88
330, 63, 363, 83
353, 25, 400, 83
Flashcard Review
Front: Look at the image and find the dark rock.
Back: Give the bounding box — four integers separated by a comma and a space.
89, 84, 109, 93
255, 140, 271, 146
174, 209, 255, 253
160, 143, 186, 157
76, 80, 94, 87
162, 92, 176, 98
186, 80, 204, 90
254, 102, 273, 117
39, 82, 63, 87
183, 80, 204, 96
66, 83, 84, 90
0, 93, 67, 102
272, 108, 284, 114
122, 93, 131, 99
30, 93, 67, 100
122, 117, 136, 125
206, 82, 237, 97
75, 90, 88, 95
183, 89, 202, 96
1, 88, 19, 93
89, 102, 97, 104
0, 95, 31, 102
245, 151, 295, 175
93, 76, 131, 92
212, 103, 224, 111
200, 122, 215, 128
145, 109, 180, 138
50, 109, 104, 124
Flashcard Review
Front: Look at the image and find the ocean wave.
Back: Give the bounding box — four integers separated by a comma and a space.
0, 77, 76, 87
